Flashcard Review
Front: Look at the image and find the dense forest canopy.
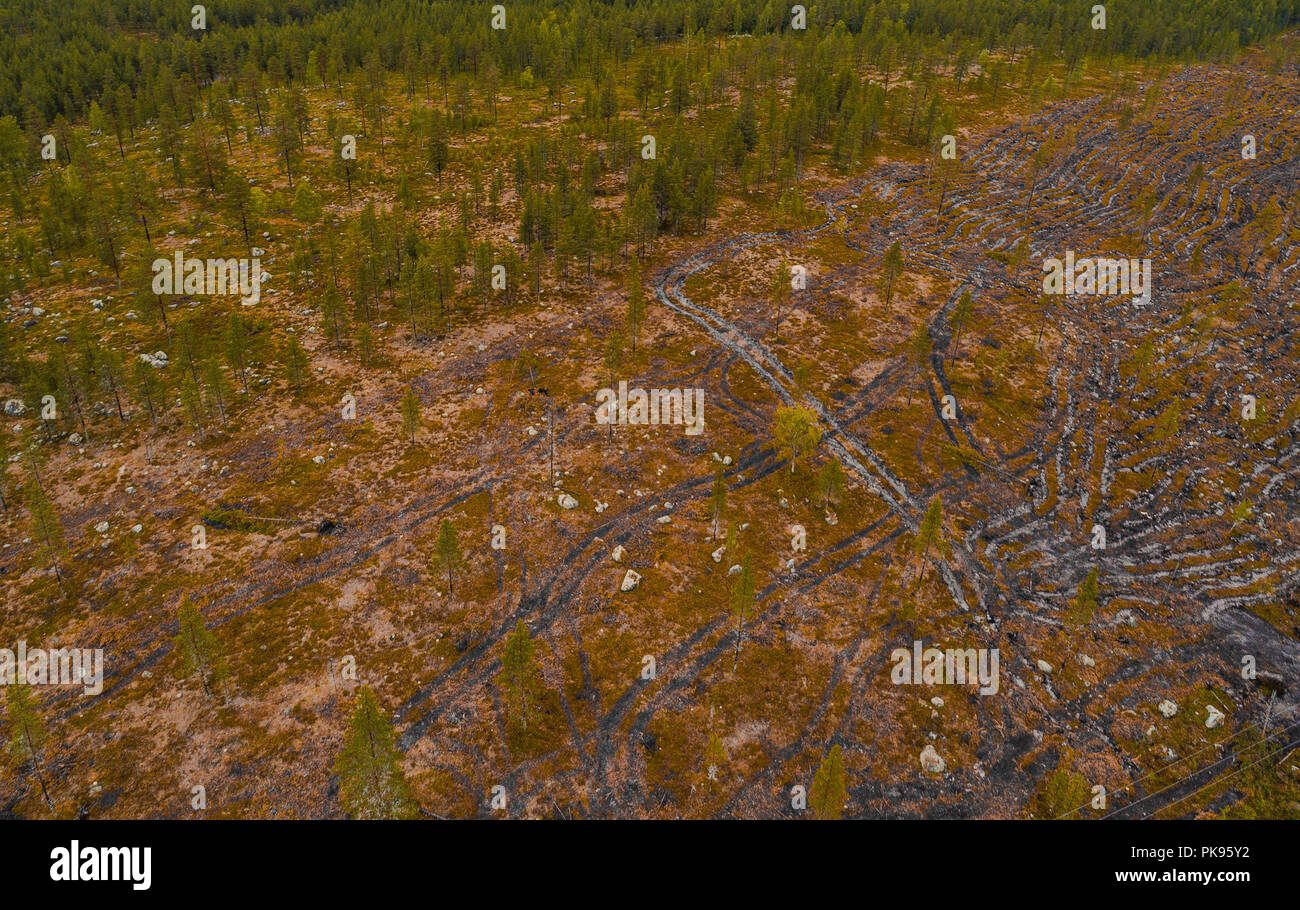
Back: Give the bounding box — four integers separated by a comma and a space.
2, 0, 1296, 129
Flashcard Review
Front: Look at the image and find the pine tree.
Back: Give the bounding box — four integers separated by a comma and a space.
356, 323, 375, 367
809, 744, 847, 819
292, 180, 322, 228
25, 480, 67, 596
434, 518, 461, 595
98, 348, 127, 423
52, 347, 91, 445
1069, 566, 1100, 627
273, 103, 300, 189
202, 358, 230, 425
180, 374, 205, 436
284, 336, 309, 397
173, 595, 224, 697
626, 263, 646, 352
135, 254, 171, 345
225, 311, 253, 395
629, 183, 656, 258
529, 240, 544, 299
222, 174, 256, 254
321, 284, 347, 351
428, 126, 449, 188
333, 686, 417, 819
400, 388, 421, 444
817, 459, 846, 509
123, 160, 157, 243
730, 551, 756, 670
516, 349, 540, 387
1153, 400, 1182, 443
913, 496, 945, 592
5, 684, 54, 812
499, 619, 542, 737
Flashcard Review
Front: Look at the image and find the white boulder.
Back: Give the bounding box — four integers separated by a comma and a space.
620, 569, 642, 592
920, 745, 946, 774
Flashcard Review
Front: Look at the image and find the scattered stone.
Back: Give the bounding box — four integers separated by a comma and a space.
68, 433, 82, 446
1079, 654, 1095, 667
931, 696, 944, 707
93, 521, 109, 534
3, 399, 26, 416
711, 545, 726, 563
131, 524, 143, 534
920, 744, 946, 774
611, 545, 625, 563
1205, 704, 1225, 728
557, 493, 578, 510
620, 569, 642, 592
1158, 700, 1178, 718
1036, 659, 1053, 673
